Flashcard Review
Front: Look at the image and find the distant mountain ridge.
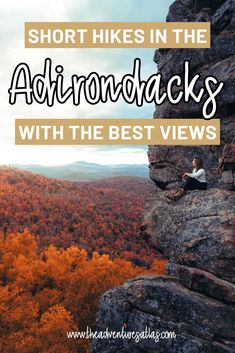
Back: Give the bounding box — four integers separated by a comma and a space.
11, 161, 149, 181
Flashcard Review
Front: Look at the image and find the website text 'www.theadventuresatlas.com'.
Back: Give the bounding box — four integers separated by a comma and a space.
67, 327, 177, 343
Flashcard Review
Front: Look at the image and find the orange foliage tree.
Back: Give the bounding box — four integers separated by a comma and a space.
0, 231, 167, 353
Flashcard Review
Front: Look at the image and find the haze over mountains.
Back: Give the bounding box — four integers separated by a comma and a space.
11, 161, 149, 181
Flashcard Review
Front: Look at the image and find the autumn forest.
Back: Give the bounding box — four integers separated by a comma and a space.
0, 167, 167, 353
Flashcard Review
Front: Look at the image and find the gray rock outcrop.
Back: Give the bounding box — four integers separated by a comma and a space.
91, 189, 235, 353
149, 0, 235, 190
91, 1, 235, 352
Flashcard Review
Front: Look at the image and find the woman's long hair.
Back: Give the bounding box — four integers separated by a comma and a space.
194, 157, 203, 171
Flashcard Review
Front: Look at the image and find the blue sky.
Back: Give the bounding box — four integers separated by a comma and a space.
0, 0, 173, 165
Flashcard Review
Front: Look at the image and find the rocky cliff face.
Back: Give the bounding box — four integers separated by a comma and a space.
149, 0, 235, 190
91, 1, 235, 352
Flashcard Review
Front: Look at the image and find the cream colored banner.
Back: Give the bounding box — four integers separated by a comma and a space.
25, 22, 210, 48
15, 119, 220, 145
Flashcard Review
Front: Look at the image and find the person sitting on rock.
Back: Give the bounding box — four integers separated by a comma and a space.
166, 157, 207, 201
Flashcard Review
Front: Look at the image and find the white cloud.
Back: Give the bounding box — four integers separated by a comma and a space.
0, 0, 173, 165
0, 144, 148, 166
